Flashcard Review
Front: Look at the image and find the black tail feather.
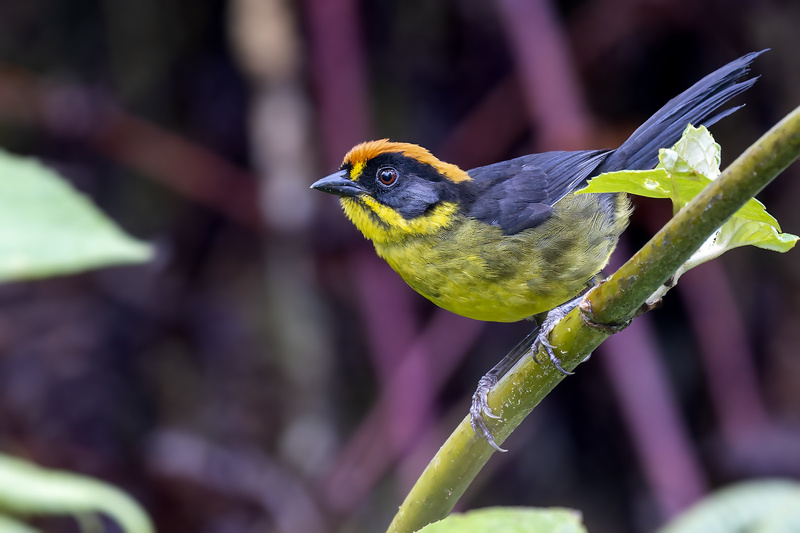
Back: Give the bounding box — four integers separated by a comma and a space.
595, 50, 767, 174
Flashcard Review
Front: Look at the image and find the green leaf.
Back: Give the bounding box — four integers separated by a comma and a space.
715, 218, 797, 253
416, 507, 586, 533
752, 499, 800, 533
578, 168, 673, 198
578, 125, 797, 266
0, 150, 152, 283
658, 479, 800, 533
0, 454, 154, 533
0, 515, 41, 533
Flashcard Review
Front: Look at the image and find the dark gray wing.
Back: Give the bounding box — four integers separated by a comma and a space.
466, 149, 611, 235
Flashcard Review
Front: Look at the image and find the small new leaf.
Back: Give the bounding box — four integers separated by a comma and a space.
579, 125, 798, 265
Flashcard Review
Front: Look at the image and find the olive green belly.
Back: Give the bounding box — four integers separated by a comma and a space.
373, 193, 628, 322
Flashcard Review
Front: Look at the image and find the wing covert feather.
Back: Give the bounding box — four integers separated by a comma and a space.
466, 150, 611, 234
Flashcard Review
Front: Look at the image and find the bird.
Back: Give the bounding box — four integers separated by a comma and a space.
311, 51, 763, 450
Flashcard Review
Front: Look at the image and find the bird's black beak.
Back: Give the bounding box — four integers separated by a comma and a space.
310, 170, 366, 197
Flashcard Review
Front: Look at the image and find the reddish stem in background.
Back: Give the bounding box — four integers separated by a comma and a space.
598, 317, 708, 519
95, 110, 263, 228
303, 0, 370, 169
678, 262, 769, 441
602, 242, 709, 520
317, 310, 483, 516
0, 68, 263, 229
352, 250, 421, 383
436, 77, 528, 168
495, 0, 591, 150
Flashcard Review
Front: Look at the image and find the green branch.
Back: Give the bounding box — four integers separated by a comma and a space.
386, 105, 800, 533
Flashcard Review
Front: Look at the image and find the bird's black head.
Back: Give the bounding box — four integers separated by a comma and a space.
310, 140, 472, 242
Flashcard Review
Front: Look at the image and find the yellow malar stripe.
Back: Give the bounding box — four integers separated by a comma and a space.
341, 197, 459, 243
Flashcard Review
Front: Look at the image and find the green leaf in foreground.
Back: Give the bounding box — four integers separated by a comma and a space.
0, 454, 153, 533
658, 479, 800, 533
0, 515, 41, 533
417, 507, 586, 533
0, 150, 152, 283
578, 125, 798, 266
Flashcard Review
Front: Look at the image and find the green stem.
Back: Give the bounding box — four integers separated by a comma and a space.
386, 105, 800, 533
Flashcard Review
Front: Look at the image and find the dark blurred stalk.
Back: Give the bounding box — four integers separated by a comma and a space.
303, 0, 370, 169
0, 67, 263, 229
679, 264, 769, 442
148, 430, 326, 533
352, 250, 421, 383
318, 310, 483, 515
436, 77, 528, 168
600, 243, 708, 521
495, 0, 590, 150
230, 0, 336, 499
600, 323, 707, 518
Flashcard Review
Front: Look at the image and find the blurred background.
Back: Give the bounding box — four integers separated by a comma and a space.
0, 0, 799, 532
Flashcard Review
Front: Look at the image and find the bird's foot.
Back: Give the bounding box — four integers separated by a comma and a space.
532, 301, 578, 376
468, 327, 540, 452
470, 374, 506, 452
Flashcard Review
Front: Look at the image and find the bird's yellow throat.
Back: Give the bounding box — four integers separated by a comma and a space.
340, 196, 460, 244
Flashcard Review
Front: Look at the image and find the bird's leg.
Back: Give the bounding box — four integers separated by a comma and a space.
470, 293, 588, 450
470, 326, 540, 452
471, 278, 661, 450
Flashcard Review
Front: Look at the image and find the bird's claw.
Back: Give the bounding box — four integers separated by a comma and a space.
533, 332, 574, 376
470, 374, 507, 452
468, 301, 582, 452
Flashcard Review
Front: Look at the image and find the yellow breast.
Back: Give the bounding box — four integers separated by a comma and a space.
343, 192, 627, 322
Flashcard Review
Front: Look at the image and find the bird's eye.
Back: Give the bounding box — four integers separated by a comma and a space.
377, 167, 398, 186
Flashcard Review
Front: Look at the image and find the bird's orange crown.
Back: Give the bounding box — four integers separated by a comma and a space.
342, 139, 471, 183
